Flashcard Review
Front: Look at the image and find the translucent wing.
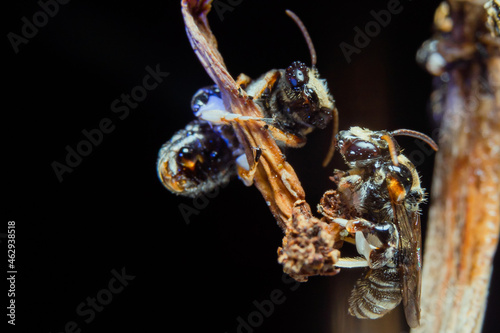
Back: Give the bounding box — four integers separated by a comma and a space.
393, 201, 422, 328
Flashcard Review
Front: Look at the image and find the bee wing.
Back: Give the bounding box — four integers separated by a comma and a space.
393, 202, 422, 328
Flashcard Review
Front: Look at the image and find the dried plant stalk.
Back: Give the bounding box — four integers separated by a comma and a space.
181, 0, 304, 228
413, 1, 500, 332
181, 0, 340, 280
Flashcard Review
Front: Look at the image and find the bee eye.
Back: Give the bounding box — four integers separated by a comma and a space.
343, 140, 380, 162
286, 61, 309, 89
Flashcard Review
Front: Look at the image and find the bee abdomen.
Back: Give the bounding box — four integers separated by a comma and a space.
348, 267, 402, 320
157, 120, 240, 197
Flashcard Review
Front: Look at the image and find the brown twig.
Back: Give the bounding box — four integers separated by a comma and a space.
181, 0, 341, 281
413, 1, 500, 332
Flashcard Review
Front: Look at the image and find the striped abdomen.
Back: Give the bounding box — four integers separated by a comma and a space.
348, 267, 402, 319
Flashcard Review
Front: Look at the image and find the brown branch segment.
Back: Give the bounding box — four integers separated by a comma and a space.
181, 0, 305, 228
413, 1, 500, 332
181, 0, 340, 278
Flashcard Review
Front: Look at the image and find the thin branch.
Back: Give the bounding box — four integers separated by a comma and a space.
413, 1, 500, 332
181, 0, 341, 282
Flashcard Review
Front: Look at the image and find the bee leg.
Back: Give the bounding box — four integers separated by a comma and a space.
329, 169, 348, 184
192, 88, 273, 125
335, 257, 369, 268
235, 73, 252, 90
198, 109, 273, 125
235, 146, 264, 186
246, 70, 280, 100
322, 106, 339, 167
265, 126, 307, 148
203, 112, 307, 148
331, 217, 374, 233
236, 154, 254, 186
333, 218, 398, 269
331, 217, 379, 262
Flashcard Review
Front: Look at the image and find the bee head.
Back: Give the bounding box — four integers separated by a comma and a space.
281, 11, 335, 132
282, 62, 335, 130
336, 127, 396, 168
285, 61, 309, 90
337, 127, 436, 203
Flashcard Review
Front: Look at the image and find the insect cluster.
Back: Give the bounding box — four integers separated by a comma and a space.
157, 0, 439, 329
157, 10, 337, 198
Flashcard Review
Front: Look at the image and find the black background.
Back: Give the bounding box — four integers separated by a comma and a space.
5, 0, 499, 332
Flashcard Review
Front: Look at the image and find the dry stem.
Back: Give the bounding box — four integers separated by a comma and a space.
412, 1, 500, 332
181, 0, 341, 281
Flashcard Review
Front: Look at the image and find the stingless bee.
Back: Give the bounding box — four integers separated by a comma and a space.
157, 10, 338, 197
318, 126, 438, 328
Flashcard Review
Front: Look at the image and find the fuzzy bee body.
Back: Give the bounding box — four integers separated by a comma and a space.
246, 62, 335, 142
158, 60, 335, 197
157, 10, 338, 198
348, 267, 402, 320
338, 153, 422, 323
157, 119, 241, 197
321, 126, 437, 328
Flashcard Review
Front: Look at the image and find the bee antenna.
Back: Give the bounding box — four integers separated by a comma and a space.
390, 129, 439, 152
381, 134, 400, 167
285, 9, 317, 66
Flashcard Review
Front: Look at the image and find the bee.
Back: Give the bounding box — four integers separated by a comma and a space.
319, 126, 438, 328
157, 86, 244, 197
157, 10, 337, 197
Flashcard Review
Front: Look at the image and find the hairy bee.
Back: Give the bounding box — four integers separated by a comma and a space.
157, 86, 243, 197
157, 10, 337, 197
243, 60, 335, 148
320, 126, 438, 328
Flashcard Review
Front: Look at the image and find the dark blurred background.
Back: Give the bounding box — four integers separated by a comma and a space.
4, 0, 499, 332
